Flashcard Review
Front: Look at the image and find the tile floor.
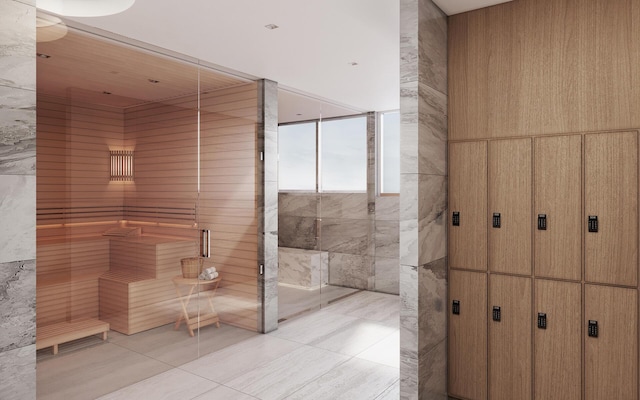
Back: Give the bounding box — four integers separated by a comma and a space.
38, 291, 400, 400
277, 283, 360, 321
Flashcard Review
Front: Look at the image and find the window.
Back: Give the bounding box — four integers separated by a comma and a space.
379, 111, 400, 194
278, 115, 367, 192
277, 122, 317, 191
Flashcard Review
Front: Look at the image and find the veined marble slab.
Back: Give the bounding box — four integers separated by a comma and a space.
0, 344, 35, 400
0, 1, 35, 90
0, 259, 35, 352
0, 175, 35, 263
0, 86, 35, 175
278, 247, 328, 289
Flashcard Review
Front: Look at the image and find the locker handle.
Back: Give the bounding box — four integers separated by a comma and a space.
492, 306, 501, 322
452, 300, 460, 315
452, 212, 460, 227
588, 320, 598, 338
588, 216, 598, 233
537, 313, 547, 329
492, 213, 501, 228
537, 214, 547, 230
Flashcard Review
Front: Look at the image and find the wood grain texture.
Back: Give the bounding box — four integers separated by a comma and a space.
534, 279, 581, 400
585, 284, 638, 400
489, 274, 532, 400
449, 141, 488, 271
584, 132, 638, 286
534, 135, 582, 280
448, 0, 640, 140
448, 270, 487, 400
488, 138, 532, 275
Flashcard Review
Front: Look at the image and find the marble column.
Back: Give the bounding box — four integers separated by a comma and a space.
399, 0, 448, 399
256, 79, 279, 333
0, 1, 36, 399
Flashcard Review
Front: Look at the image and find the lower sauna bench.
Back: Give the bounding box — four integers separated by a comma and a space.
36, 318, 110, 355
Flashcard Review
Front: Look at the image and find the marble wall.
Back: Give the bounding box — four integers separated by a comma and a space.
399, 0, 448, 399
0, 0, 36, 398
278, 247, 328, 289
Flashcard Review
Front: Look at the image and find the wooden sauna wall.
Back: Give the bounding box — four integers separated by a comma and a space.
124, 82, 259, 330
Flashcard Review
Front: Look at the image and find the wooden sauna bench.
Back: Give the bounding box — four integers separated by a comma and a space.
99, 236, 197, 335
36, 318, 110, 355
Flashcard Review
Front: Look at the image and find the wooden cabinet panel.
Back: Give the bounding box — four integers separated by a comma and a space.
489, 274, 532, 400
534, 135, 582, 280
534, 279, 581, 400
449, 270, 487, 400
585, 132, 638, 286
585, 284, 637, 400
449, 141, 488, 271
489, 139, 532, 275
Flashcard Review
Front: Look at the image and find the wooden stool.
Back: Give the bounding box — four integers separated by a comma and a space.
172, 276, 221, 336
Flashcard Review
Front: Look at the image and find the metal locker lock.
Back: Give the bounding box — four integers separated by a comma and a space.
492, 213, 501, 228
537, 214, 547, 230
452, 300, 460, 315
537, 313, 547, 329
588, 216, 598, 233
492, 306, 501, 322
588, 320, 598, 338
452, 212, 460, 227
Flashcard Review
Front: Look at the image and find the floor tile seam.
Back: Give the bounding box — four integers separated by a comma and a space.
372, 378, 400, 400
304, 317, 397, 351
107, 340, 180, 372
186, 383, 261, 400
275, 355, 354, 400
344, 327, 399, 358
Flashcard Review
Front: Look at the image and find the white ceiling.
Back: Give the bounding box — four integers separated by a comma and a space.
55, 0, 509, 120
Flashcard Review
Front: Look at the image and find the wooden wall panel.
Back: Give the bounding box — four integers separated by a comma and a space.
449, 0, 640, 140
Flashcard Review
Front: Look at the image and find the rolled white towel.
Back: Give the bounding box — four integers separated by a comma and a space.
204, 267, 217, 274
198, 270, 219, 280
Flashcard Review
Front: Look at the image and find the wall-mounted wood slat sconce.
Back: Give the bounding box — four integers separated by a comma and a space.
110, 150, 134, 181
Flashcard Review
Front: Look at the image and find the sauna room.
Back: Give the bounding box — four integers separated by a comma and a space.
35, 21, 265, 396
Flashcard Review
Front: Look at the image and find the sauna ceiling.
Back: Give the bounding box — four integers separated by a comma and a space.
36, 28, 250, 108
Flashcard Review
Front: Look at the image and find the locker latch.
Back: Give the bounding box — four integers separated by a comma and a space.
492, 213, 501, 228
537, 214, 547, 230
452, 212, 460, 227
588, 216, 598, 233
492, 306, 501, 322
537, 313, 547, 329
588, 320, 598, 338
452, 300, 460, 315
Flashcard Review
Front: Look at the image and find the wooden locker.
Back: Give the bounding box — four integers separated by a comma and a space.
449, 141, 488, 271
585, 131, 638, 286
585, 284, 637, 400
534, 135, 582, 281
449, 270, 487, 400
489, 138, 532, 275
489, 274, 532, 400
534, 279, 581, 400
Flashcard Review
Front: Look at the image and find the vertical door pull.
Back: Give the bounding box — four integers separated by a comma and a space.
537, 313, 547, 329
537, 214, 547, 230
201, 229, 211, 258
492, 213, 501, 228
588, 216, 598, 233
492, 306, 501, 322
588, 320, 598, 337
452, 211, 460, 227
452, 300, 460, 315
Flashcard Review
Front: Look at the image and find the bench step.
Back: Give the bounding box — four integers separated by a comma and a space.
37, 318, 110, 355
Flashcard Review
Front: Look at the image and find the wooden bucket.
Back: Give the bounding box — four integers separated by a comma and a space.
181, 257, 203, 278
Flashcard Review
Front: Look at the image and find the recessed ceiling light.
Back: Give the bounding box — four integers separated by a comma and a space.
348, 61, 359, 66
296, 113, 302, 116
265, 24, 279, 30
103, 91, 112, 95
36, 0, 135, 17
148, 79, 160, 84
37, 53, 51, 58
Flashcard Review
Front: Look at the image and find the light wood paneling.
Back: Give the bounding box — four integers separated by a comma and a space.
534, 279, 581, 400
488, 138, 532, 275
449, 0, 640, 140
448, 270, 487, 400
534, 135, 582, 280
489, 274, 531, 400
449, 141, 487, 271
585, 132, 638, 286
585, 284, 638, 400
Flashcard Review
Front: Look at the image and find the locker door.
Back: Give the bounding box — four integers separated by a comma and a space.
585, 132, 638, 286
585, 284, 637, 400
489, 138, 532, 275
449, 141, 488, 271
534, 279, 581, 400
489, 274, 532, 400
449, 270, 487, 400
534, 135, 582, 281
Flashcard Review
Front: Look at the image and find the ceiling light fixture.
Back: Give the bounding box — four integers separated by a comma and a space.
348, 61, 359, 66
265, 24, 279, 30
36, 0, 135, 17
36, 12, 67, 42
148, 79, 160, 84
37, 53, 51, 59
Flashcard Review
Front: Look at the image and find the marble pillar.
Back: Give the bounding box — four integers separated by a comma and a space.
257, 79, 279, 333
0, 1, 36, 399
399, 0, 448, 399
